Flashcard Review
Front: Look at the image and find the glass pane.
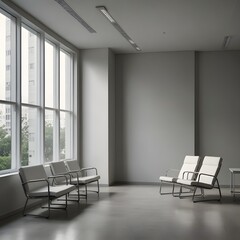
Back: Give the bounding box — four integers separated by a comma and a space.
60, 111, 71, 160
45, 41, 56, 108
21, 26, 39, 105
21, 107, 39, 166
60, 50, 71, 110
45, 109, 54, 162
0, 12, 15, 102
0, 104, 12, 171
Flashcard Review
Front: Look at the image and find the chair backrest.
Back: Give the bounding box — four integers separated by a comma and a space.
65, 160, 81, 172
19, 165, 48, 193
50, 161, 68, 184
50, 161, 68, 174
196, 156, 223, 185
178, 155, 201, 180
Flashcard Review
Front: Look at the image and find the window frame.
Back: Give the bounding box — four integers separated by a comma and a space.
0, 4, 76, 175
0, 8, 17, 174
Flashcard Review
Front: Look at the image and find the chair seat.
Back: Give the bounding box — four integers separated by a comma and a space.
29, 184, 76, 198
159, 176, 178, 183
176, 179, 193, 186
70, 175, 100, 185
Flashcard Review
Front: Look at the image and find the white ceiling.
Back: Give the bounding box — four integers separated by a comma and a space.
9, 0, 240, 53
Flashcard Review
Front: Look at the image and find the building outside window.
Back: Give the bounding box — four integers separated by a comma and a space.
0, 8, 75, 174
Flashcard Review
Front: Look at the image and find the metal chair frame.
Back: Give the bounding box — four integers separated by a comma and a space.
177, 172, 222, 202
67, 168, 100, 199
160, 169, 197, 196
19, 173, 70, 218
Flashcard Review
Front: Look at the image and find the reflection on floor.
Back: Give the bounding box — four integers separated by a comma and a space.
0, 185, 240, 240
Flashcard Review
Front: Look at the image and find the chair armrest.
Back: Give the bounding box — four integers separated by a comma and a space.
22, 178, 49, 186
68, 168, 98, 177
48, 175, 69, 185
67, 170, 80, 174
197, 173, 218, 184
22, 178, 50, 197
182, 171, 198, 180
80, 167, 98, 175
65, 170, 81, 179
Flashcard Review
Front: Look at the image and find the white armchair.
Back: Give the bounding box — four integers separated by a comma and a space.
159, 155, 201, 195
177, 156, 223, 202
19, 164, 76, 218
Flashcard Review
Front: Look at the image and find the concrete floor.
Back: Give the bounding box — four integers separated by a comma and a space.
0, 185, 240, 240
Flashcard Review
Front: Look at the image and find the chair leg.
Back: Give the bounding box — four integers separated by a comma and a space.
47, 198, 51, 218
216, 179, 222, 201
77, 185, 80, 202
23, 198, 29, 216
172, 184, 180, 197
85, 185, 88, 199
97, 180, 100, 196
192, 187, 198, 202
65, 194, 68, 209
172, 184, 175, 195
179, 186, 183, 198
193, 184, 222, 203
159, 182, 175, 195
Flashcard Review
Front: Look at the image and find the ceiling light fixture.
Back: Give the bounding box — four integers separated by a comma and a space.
54, 0, 96, 33
223, 35, 231, 49
96, 6, 141, 51
99, 8, 115, 23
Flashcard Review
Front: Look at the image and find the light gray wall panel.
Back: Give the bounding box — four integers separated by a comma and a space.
197, 51, 240, 185
116, 52, 195, 183
81, 49, 109, 184
108, 49, 116, 185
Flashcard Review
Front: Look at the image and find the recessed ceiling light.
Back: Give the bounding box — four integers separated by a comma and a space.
96, 6, 141, 52
54, 0, 96, 33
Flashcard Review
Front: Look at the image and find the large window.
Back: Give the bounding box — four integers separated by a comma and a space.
44, 43, 73, 163
21, 106, 40, 166
60, 50, 72, 160
45, 41, 56, 108
0, 10, 16, 173
0, 7, 75, 174
45, 109, 55, 163
21, 25, 39, 105
21, 25, 41, 167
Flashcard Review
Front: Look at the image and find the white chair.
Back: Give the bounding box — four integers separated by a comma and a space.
50, 161, 100, 201
19, 164, 76, 218
65, 160, 100, 197
159, 155, 200, 195
177, 156, 223, 202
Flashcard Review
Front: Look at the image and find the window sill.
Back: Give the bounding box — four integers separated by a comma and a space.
0, 171, 18, 178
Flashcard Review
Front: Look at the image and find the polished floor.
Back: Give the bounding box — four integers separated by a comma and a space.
0, 185, 240, 240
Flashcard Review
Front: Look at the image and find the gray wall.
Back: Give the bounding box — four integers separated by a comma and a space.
0, 174, 26, 219
115, 52, 195, 183
197, 51, 240, 184
108, 50, 116, 185
114, 50, 240, 185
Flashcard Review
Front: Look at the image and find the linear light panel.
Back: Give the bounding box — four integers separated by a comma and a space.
96, 6, 141, 51
55, 0, 96, 33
